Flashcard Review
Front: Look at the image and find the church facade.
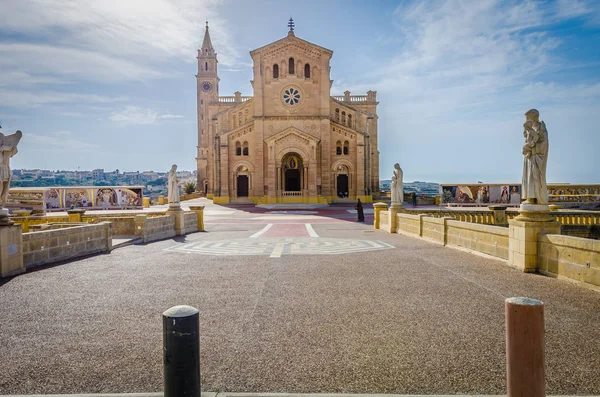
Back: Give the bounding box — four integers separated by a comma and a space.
196, 22, 380, 204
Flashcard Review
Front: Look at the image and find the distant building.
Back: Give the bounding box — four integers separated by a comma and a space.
92, 169, 105, 180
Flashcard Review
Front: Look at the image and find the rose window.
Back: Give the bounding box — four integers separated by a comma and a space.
283, 88, 301, 105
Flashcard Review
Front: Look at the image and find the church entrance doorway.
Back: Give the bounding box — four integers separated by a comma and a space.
237, 175, 249, 197
285, 169, 301, 191
337, 174, 349, 198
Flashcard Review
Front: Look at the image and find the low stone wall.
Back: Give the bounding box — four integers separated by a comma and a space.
87, 216, 136, 236
135, 215, 176, 243
397, 213, 421, 236
446, 220, 509, 260
422, 216, 446, 244
184, 212, 198, 234
23, 223, 112, 269
538, 234, 600, 289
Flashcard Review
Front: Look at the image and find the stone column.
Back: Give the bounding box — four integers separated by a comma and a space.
188, 205, 205, 232
166, 203, 185, 236
508, 204, 560, 273
0, 212, 24, 277
488, 205, 507, 226
388, 203, 403, 233
143, 197, 150, 208
373, 202, 388, 230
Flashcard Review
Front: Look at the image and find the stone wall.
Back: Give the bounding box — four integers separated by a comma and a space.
87, 216, 136, 236
422, 217, 446, 244
184, 212, 198, 234
538, 234, 600, 289
23, 222, 112, 269
397, 213, 421, 236
136, 215, 176, 243
446, 220, 509, 260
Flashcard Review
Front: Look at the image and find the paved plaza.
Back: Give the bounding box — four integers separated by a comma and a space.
1, 199, 599, 395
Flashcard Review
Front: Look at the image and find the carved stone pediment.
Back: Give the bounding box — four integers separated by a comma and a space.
265, 127, 320, 161
265, 127, 320, 146
251, 36, 332, 64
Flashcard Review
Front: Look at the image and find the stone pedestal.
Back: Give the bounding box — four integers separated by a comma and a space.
488, 205, 508, 226
166, 203, 185, 236
373, 202, 388, 230
388, 203, 403, 233
0, 221, 24, 278
67, 209, 86, 223
508, 204, 560, 273
188, 205, 205, 232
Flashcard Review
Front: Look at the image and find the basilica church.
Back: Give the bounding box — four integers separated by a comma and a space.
196, 20, 380, 204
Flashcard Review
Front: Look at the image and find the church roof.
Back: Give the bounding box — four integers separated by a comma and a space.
249, 32, 333, 56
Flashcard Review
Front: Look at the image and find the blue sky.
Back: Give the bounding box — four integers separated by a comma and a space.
1, 0, 599, 183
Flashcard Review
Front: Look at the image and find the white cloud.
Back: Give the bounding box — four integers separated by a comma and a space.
0, 0, 241, 87
0, 89, 127, 107
109, 106, 184, 125
26, 130, 98, 152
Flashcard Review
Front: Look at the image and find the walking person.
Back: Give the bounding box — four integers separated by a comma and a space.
356, 198, 365, 222
412, 192, 417, 207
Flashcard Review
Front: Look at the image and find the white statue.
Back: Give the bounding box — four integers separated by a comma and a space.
0, 130, 23, 208
391, 163, 403, 205
521, 109, 548, 205
167, 164, 180, 203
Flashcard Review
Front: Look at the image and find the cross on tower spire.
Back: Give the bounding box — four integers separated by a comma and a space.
287, 17, 295, 36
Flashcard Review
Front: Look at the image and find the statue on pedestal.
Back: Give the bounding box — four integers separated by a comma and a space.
521, 109, 548, 206
167, 164, 180, 204
0, 130, 23, 210
391, 163, 403, 205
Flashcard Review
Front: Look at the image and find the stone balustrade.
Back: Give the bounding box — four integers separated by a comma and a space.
282, 191, 302, 197
374, 205, 599, 290
217, 96, 252, 103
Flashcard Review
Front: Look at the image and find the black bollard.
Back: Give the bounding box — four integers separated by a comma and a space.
163, 305, 200, 397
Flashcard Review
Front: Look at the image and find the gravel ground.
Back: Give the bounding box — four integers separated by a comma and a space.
0, 216, 599, 395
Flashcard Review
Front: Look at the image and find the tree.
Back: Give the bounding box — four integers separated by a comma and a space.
184, 181, 197, 194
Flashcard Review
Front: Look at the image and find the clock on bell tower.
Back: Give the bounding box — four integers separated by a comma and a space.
196, 21, 219, 194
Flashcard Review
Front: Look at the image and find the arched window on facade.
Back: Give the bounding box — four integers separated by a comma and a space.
304, 63, 310, 78
242, 141, 249, 156
244, 109, 249, 122
205, 62, 208, 71
347, 114, 352, 128
288, 57, 295, 75
341, 111, 346, 124
343, 141, 349, 155
273, 64, 279, 79
336, 141, 342, 155
335, 108, 340, 122
239, 112, 243, 124
235, 142, 241, 156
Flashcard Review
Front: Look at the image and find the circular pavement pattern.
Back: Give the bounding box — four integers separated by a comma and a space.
164, 237, 394, 257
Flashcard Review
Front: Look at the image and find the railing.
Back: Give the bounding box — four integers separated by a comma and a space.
553, 211, 600, 225
405, 208, 600, 227
217, 96, 252, 103
331, 95, 373, 103
282, 191, 302, 197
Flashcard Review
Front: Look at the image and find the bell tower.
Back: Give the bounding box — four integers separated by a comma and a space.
196, 21, 219, 193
